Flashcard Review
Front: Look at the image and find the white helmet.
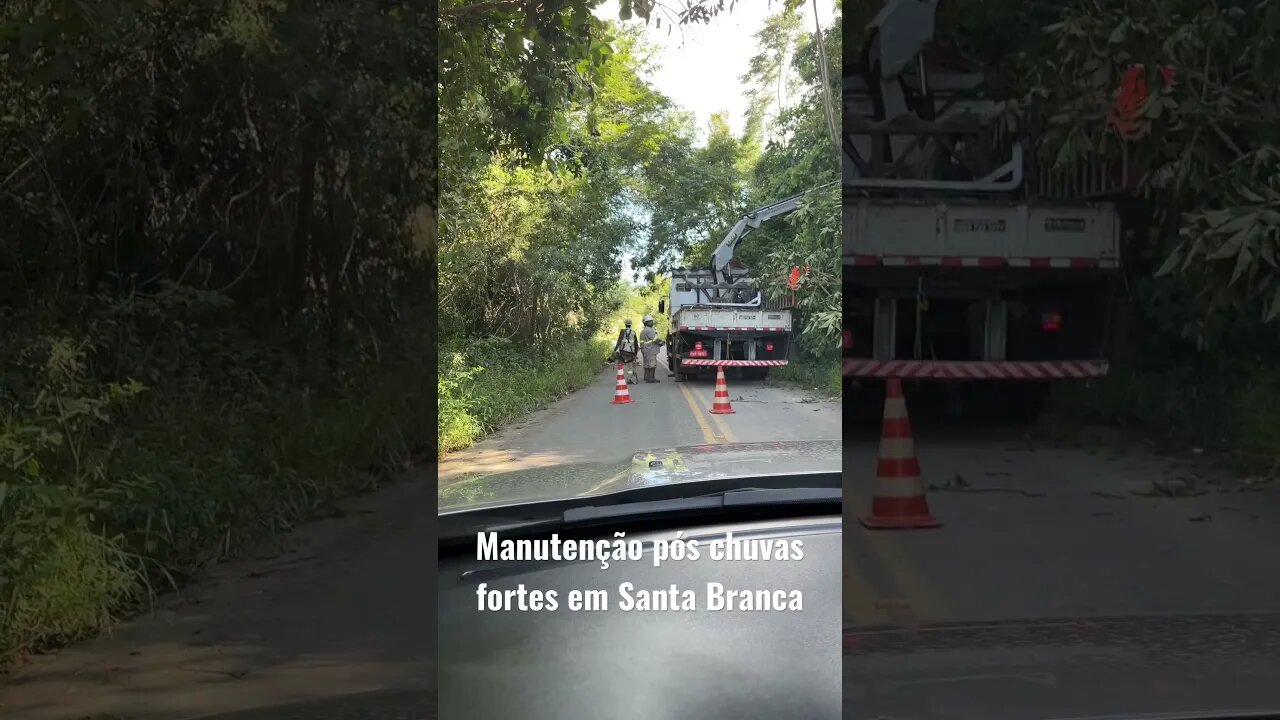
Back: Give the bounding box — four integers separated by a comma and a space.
643, 314, 654, 324
624, 319, 632, 327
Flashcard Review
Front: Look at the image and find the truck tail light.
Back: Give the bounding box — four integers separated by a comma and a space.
1041, 311, 1062, 332
688, 342, 708, 358
765, 343, 775, 352
842, 330, 853, 350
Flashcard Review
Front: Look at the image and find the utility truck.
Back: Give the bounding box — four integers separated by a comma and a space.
658, 186, 833, 382
843, 0, 1129, 414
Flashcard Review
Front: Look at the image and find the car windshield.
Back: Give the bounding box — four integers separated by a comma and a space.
435, 0, 844, 515
0, 1, 845, 718
27, 0, 1280, 717
439, 439, 843, 516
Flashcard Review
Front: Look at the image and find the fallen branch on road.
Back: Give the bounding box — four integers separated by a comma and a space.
1132, 479, 1208, 498
927, 483, 1047, 498
1215, 477, 1279, 493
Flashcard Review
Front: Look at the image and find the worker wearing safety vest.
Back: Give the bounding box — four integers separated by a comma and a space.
639, 315, 664, 383
614, 319, 640, 384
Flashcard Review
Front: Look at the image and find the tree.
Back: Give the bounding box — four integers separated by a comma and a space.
638, 114, 754, 271
740, 2, 842, 358
930, 0, 1280, 349
439, 26, 684, 349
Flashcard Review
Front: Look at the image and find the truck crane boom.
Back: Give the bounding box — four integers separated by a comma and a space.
848, 0, 1024, 193
709, 181, 837, 288
660, 182, 835, 383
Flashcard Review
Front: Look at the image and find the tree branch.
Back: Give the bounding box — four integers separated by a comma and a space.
441, 0, 536, 18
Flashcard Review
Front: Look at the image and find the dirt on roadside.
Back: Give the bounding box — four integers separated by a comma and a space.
0, 464, 439, 720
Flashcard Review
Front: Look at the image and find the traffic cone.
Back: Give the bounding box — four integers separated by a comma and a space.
709, 367, 735, 414
611, 363, 633, 405
861, 378, 941, 530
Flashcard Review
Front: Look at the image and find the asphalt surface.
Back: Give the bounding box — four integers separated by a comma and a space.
843, 413, 1280, 629
11, 362, 1280, 719
845, 612, 1280, 719
0, 466, 439, 720
843, 396, 1280, 717
437, 349, 842, 486
0, 354, 836, 720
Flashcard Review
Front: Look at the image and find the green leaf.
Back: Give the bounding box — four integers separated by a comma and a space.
1259, 239, 1277, 268
1230, 245, 1254, 286
1155, 245, 1184, 276
1215, 210, 1258, 239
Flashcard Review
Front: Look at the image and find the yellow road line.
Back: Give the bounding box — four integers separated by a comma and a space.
862, 530, 952, 623
677, 383, 721, 444
694, 390, 740, 444
843, 553, 888, 627
584, 470, 628, 496
847, 492, 953, 623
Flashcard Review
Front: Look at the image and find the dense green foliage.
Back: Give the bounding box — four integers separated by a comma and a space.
1, 1, 435, 664
437, 16, 662, 450
742, 6, 842, 361
439, 2, 843, 453
920, 0, 1280, 346
908, 1, 1280, 464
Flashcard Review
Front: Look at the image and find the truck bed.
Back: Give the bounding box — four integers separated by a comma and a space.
671, 307, 792, 333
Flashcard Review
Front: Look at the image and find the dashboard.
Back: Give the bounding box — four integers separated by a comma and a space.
438, 515, 842, 720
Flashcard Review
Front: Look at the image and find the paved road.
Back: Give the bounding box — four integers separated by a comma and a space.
0, 355, 836, 720
842, 398, 1280, 719
0, 466, 440, 720
438, 350, 841, 486
843, 408, 1280, 631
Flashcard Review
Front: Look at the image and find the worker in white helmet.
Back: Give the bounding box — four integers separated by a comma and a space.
639, 314, 664, 383
614, 318, 639, 384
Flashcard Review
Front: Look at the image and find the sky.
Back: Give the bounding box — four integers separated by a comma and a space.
590, 1, 839, 283
592, 0, 838, 138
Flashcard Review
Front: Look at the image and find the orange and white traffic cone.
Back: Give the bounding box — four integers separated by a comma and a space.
709, 366, 735, 414
611, 363, 634, 405
861, 378, 941, 530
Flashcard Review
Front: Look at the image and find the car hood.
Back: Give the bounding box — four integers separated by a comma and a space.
845, 612, 1280, 720
438, 439, 840, 513
182, 613, 1280, 719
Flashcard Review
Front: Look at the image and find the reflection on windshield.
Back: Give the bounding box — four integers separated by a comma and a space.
439, 459, 632, 512
438, 440, 843, 514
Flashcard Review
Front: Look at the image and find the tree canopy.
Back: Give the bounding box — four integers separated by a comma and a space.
1, 0, 438, 663
883, 0, 1280, 351
440, 2, 843, 360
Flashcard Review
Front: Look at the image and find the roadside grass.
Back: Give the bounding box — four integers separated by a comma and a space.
1, 306, 434, 669
1046, 362, 1280, 476
438, 337, 612, 455
438, 289, 671, 457
774, 353, 841, 399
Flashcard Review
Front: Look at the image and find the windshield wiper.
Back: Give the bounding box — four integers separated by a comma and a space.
440, 487, 840, 549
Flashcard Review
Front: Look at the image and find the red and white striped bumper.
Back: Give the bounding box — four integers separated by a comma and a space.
679, 326, 790, 332
842, 359, 1109, 380
846, 255, 1119, 269
682, 359, 789, 367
